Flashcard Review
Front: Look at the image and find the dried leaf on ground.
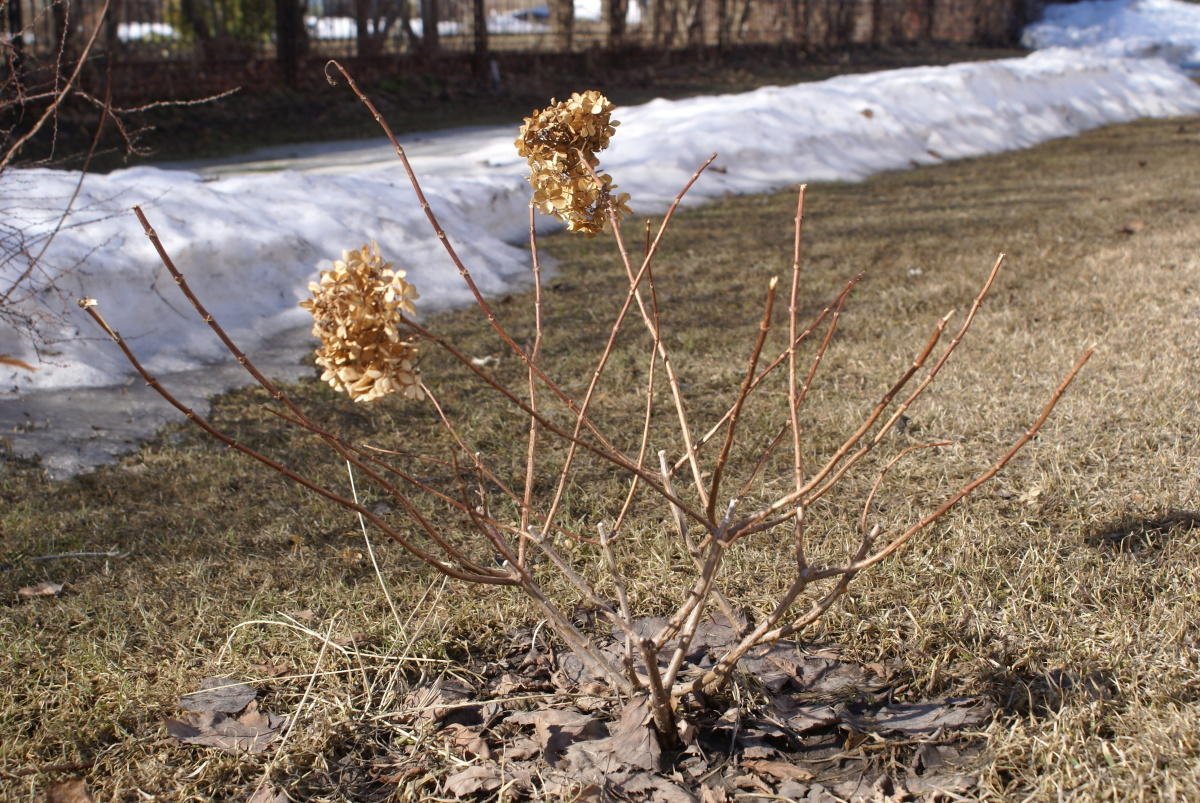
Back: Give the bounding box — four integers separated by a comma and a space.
443, 764, 502, 797
618, 772, 697, 801
18, 581, 63, 600
443, 723, 492, 760
508, 707, 605, 763
178, 677, 257, 715
741, 646, 874, 695
404, 676, 477, 727
165, 700, 285, 754
741, 758, 815, 782
43, 778, 93, 803
562, 697, 660, 776
911, 742, 956, 773
842, 698, 993, 735
775, 702, 841, 733
904, 770, 978, 796
502, 735, 541, 761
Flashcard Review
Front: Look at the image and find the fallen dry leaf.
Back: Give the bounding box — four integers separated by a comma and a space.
404, 676, 477, 727
618, 772, 696, 801
444, 723, 492, 760
502, 735, 541, 761
562, 697, 660, 776
165, 700, 285, 754
179, 677, 257, 715
508, 707, 605, 763
904, 770, 978, 797
742, 758, 815, 782
43, 778, 93, 803
777, 702, 841, 733
731, 774, 771, 792
443, 764, 502, 797
18, 581, 63, 601
842, 698, 992, 735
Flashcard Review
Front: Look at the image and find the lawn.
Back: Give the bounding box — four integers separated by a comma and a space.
2, 113, 1199, 800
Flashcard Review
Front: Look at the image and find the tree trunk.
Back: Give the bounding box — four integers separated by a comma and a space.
605, 0, 628, 47
551, 0, 574, 50
871, 0, 884, 46
651, 0, 668, 46
7, 0, 26, 76
716, 0, 729, 50
734, 0, 753, 42
684, 0, 704, 48
355, 0, 373, 56
179, 0, 212, 42
420, 0, 439, 53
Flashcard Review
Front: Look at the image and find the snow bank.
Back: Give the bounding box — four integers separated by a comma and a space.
4, 50, 1199, 401
1024, 0, 1200, 73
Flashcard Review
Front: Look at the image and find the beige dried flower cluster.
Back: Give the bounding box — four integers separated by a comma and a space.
300, 243, 421, 403
516, 90, 632, 236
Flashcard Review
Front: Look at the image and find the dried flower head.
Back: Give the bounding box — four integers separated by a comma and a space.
516, 90, 632, 236
300, 243, 421, 403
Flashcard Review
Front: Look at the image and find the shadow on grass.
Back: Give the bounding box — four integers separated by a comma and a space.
981, 665, 1120, 719
1086, 510, 1200, 555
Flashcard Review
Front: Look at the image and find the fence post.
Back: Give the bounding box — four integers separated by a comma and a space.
472, 0, 487, 74
5, 0, 25, 76
276, 0, 301, 85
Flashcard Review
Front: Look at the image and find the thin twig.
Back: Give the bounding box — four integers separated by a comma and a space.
707, 276, 779, 520
31, 548, 124, 561
519, 203, 545, 566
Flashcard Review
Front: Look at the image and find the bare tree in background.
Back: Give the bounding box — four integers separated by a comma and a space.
606, 0, 628, 46
419, 0, 439, 52
551, 0, 573, 50
1, 0, 222, 363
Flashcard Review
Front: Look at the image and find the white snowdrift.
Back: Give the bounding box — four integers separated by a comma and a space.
1024, 0, 1200, 73
4, 50, 1199, 401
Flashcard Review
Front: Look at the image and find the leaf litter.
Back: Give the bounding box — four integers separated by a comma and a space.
370, 613, 993, 800
165, 676, 286, 754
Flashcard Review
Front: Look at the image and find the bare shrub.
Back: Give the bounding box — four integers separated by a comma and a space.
79, 64, 1091, 738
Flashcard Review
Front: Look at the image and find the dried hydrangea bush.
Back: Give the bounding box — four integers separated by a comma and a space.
82, 69, 1090, 741
299, 243, 421, 403
516, 90, 632, 235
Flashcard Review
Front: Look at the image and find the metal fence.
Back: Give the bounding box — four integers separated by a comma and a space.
4, 0, 1028, 64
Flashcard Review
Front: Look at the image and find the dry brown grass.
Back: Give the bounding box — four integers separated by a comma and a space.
2, 115, 1199, 800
